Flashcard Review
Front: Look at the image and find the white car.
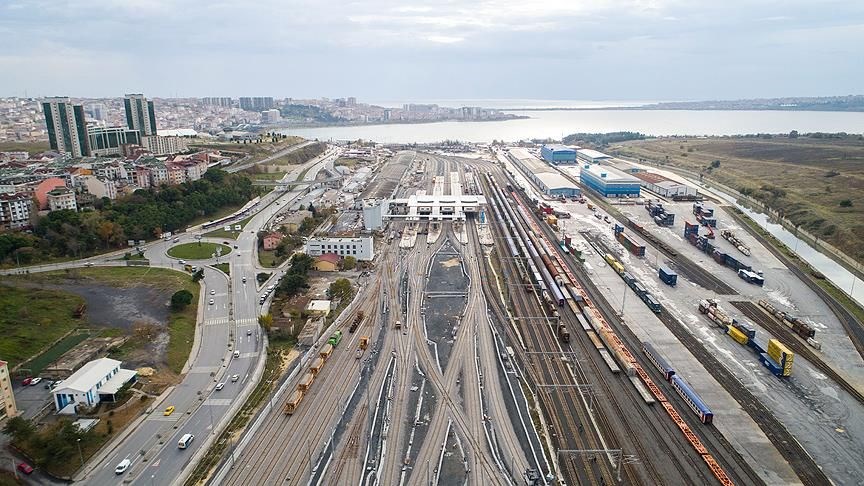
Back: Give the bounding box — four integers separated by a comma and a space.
210, 289, 215, 295
230, 374, 240, 382
115, 458, 131, 474
30, 377, 42, 386
215, 382, 225, 391
208, 299, 214, 305
247, 329, 252, 336
179, 259, 186, 265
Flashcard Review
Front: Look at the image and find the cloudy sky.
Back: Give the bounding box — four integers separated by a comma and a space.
1, 0, 862, 101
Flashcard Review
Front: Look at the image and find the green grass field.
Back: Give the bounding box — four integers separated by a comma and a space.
11, 267, 200, 374
0, 285, 85, 370
0, 141, 51, 153
167, 242, 231, 260
213, 263, 230, 275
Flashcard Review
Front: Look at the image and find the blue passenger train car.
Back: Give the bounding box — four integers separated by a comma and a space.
671, 375, 714, 424
642, 342, 675, 381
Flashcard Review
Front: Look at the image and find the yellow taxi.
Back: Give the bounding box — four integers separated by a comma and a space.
163, 406, 175, 416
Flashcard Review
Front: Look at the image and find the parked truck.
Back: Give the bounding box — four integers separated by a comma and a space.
658, 266, 678, 286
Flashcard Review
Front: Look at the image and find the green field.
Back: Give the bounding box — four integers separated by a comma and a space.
0, 141, 51, 153
11, 267, 200, 374
0, 285, 85, 370
167, 242, 231, 260
614, 135, 864, 265
213, 263, 230, 275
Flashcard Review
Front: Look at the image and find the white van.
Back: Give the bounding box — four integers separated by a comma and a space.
178, 433, 194, 449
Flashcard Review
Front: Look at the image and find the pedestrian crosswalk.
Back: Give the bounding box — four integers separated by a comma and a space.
203, 317, 258, 326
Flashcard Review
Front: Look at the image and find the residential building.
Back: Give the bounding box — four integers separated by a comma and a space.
239, 97, 275, 111
34, 177, 68, 209
47, 187, 78, 212
313, 253, 340, 272
42, 97, 90, 157
305, 236, 374, 261
148, 163, 169, 185
203, 97, 233, 107
262, 231, 285, 250
87, 126, 141, 156
141, 135, 188, 155
133, 167, 152, 189
0, 192, 33, 230
52, 357, 137, 414
541, 144, 578, 164
0, 360, 18, 422
77, 175, 117, 200
261, 109, 281, 124
579, 163, 642, 197
124, 94, 157, 136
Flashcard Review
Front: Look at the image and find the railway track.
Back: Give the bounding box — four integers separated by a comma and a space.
725, 209, 864, 362
731, 300, 864, 405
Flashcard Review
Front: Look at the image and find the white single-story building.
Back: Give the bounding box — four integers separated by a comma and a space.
53, 358, 137, 414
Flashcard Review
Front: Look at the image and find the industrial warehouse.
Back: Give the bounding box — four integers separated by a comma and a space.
633, 171, 699, 198
506, 147, 581, 197
540, 144, 578, 164
579, 163, 642, 197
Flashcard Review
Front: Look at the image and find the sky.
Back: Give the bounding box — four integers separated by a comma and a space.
1, 0, 862, 101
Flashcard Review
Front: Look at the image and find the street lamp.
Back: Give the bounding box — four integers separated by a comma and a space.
76, 438, 84, 467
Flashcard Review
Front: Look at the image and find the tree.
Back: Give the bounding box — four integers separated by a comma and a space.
710, 160, 721, 169
789, 130, 799, 138
279, 273, 309, 296
839, 199, 853, 207
3, 416, 35, 444
341, 255, 357, 271
288, 253, 315, 275
257, 272, 271, 284
258, 313, 273, 330
171, 289, 194, 310
329, 278, 353, 301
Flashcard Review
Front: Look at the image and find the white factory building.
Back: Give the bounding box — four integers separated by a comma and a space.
506, 148, 581, 198
577, 148, 612, 164
305, 236, 375, 261
633, 171, 698, 198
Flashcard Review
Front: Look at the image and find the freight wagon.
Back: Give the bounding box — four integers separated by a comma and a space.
319, 344, 333, 360
757, 299, 816, 339
671, 375, 714, 424
558, 325, 571, 343
644, 294, 662, 313
284, 389, 304, 415
613, 225, 646, 257
738, 269, 765, 286
309, 357, 324, 375
297, 372, 314, 392
349, 311, 365, 333
658, 266, 677, 286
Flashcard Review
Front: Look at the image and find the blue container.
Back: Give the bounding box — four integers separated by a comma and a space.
659, 266, 678, 286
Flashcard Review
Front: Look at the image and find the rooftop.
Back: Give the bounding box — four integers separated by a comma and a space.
581, 163, 640, 183
578, 148, 612, 159
316, 253, 341, 264
53, 357, 121, 393
536, 172, 578, 190
633, 171, 673, 184
543, 144, 577, 153
100, 368, 137, 395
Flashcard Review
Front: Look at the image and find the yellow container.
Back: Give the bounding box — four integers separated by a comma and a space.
727, 326, 749, 345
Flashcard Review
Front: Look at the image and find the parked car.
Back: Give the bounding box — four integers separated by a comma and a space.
163, 405, 175, 416
115, 458, 131, 474
29, 377, 42, 386
17, 463, 33, 475
21, 377, 32, 386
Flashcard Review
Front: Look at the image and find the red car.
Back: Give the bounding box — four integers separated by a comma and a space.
21, 377, 32, 386
17, 462, 34, 474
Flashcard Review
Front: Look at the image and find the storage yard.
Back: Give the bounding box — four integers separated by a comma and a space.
119, 144, 864, 486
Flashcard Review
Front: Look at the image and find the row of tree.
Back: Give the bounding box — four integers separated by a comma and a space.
0, 169, 256, 265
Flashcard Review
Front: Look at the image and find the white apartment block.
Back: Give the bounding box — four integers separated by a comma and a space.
77, 175, 117, 200
304, 236, 374, 261
141, 135, 189, 156
0, 193, 33, 230
47, 187, 78, 212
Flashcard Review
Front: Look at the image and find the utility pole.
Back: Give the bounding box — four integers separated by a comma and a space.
76, 438, 84, 467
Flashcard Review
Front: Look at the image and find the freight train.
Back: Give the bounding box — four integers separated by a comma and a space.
684, 222, 764, 283
613, 224, 646, 257
285, 330, 344, 414
698, 299, 793, 377
604, 253, 663, 313
757, 299, 819, 345
720, 229, 751, 256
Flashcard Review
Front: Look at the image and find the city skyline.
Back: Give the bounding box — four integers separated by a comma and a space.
1, 0, 861, 100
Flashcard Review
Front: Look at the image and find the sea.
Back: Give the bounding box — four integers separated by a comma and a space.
282, 99, 864, 143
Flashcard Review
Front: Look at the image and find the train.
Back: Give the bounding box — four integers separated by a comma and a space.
285, 330, 343, 415
642, 342, 713, 424
757, 299, 816, 340
605, 253, 662, 314
697, 299, 793, 377
348, 311, 365, 333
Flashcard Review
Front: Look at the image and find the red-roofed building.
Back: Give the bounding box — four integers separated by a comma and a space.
34, 177, 68, 210
263, 232, 285, 250
313, 253, 340, 272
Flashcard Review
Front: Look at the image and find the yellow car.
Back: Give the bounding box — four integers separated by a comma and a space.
163, 406, 175, 416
